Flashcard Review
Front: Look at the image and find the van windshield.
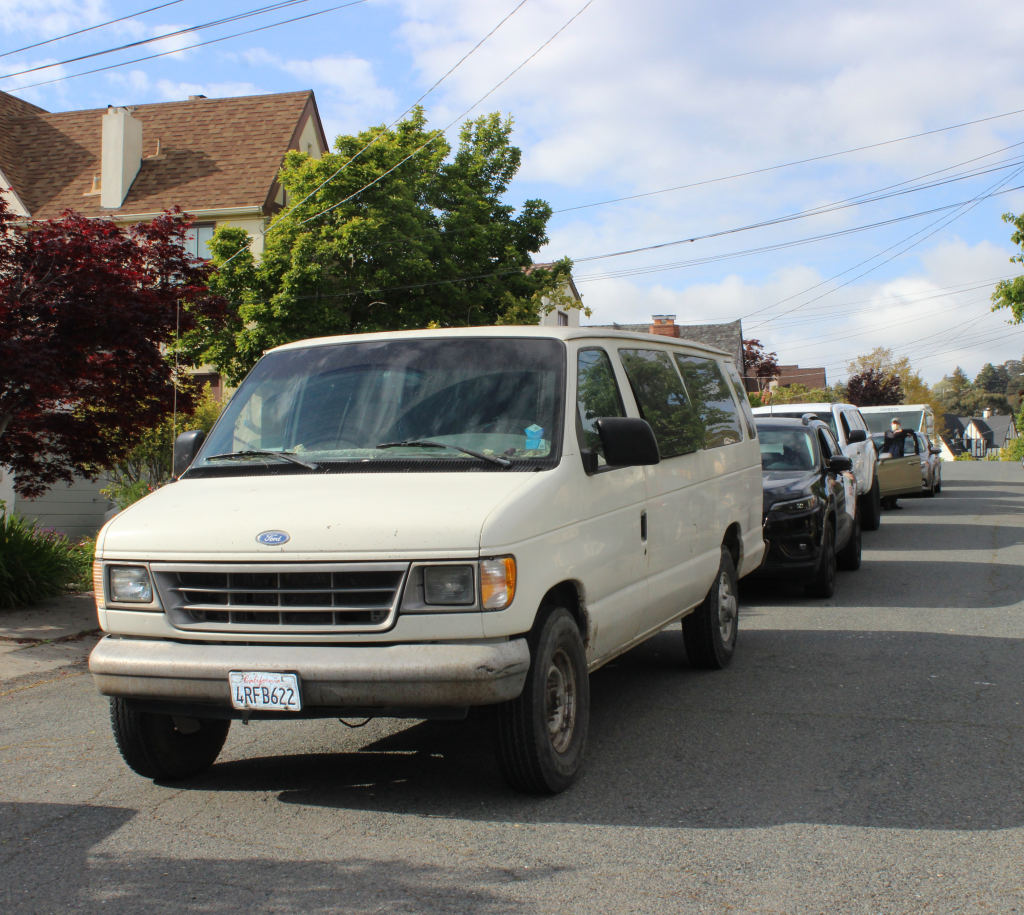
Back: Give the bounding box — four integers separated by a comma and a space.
195, 337, 566, 467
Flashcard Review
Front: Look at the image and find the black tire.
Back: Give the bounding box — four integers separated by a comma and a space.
934, 471, 942, 494
837, 514, 862, 571
924, 475, 936, 497
859, 475, 881, 531
683, 546, 739, 670
806, 520, 836, 598
110, 698, 230, 780
494, 608, 590, 794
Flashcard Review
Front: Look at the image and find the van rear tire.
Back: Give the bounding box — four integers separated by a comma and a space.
494, 608, 590, 794
110, 698, 230, 780
683, 547, 738, 669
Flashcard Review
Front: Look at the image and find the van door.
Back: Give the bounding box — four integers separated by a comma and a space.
617, 347, 709, 637
572, 345, 650, 661
879, 431, 921, 495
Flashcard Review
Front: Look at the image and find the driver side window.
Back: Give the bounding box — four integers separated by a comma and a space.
576, 348, 626, 465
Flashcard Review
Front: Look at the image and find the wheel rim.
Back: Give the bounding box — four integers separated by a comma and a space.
545, 648, 577, 754
717, 571, 737, 643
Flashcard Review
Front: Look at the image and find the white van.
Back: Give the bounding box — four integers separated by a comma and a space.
751, 402, 880, 530
89, 327, 764, 794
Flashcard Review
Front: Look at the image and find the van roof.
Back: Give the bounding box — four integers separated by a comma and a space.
268, 325, 731, 358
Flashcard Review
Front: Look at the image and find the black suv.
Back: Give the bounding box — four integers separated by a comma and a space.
753, 416, 862, 597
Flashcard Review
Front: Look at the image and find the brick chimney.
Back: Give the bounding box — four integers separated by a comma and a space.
649, 314, 680, 337
101, 106, 143, 209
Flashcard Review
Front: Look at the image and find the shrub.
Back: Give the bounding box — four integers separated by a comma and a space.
0, 504, 82, 609
1001, 437, 1024, 461
954, 452, 974, 461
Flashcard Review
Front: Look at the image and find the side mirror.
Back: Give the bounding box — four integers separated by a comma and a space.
595, 417, 661, 467
846, 429, 867, 444
173, 430, 206, 478
930, 447, 942, 455
878, 453, 892, 462
829, 454, 853, 472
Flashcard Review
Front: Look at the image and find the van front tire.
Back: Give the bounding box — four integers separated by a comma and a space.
110, 698, 230, 780
494, 608, 590, 794
683, 547, 739, 669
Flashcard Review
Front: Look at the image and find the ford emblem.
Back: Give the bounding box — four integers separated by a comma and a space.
256, 531, 290, 545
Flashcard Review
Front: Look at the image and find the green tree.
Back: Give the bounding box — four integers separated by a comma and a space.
181, 109, 581, 385
933, 366, 974, 413
975, 362, 1010, 394
991, 212, 1024, 321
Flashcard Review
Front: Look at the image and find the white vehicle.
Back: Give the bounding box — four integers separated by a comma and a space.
858, 404, 936, 438
89, 327, 765, 794
751, 402, 881, 530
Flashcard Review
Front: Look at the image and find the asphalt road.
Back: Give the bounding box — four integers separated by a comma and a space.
2, 462, 1024, 914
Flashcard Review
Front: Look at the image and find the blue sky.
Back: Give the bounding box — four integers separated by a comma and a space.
4, 0, 1024, 383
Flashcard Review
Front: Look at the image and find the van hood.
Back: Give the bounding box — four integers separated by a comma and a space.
99, 471, 535, 561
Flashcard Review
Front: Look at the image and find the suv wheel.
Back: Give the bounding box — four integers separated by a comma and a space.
110, 698, 230, 780
859, 476, 881, 531
494, 608, 590, 794
683, 546, 739, 669
806, 521, 836, 598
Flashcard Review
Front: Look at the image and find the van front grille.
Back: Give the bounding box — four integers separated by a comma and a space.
151, 562, 408, 632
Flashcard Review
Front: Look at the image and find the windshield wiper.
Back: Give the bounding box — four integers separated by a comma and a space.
205, 450, 319, 470
376, 440, 512, 467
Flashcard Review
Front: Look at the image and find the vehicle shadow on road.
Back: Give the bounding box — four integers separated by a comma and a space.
181, 627, 1024, 833
0, 800, 535, 914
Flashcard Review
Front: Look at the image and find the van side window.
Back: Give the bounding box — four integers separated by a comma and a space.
576, 348, 626, 463
674, 355, 744, 448
618, 349, 701, 457
723, 361, 757, 439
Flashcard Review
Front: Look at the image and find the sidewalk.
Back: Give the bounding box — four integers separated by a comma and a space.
0, 591, 101, 682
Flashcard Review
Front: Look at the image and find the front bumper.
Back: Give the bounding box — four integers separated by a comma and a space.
89, 636, 530, 713
750, 509, 822, 577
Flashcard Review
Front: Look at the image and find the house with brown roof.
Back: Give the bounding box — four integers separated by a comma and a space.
0, 87, 327, 258
0, 87, 328, 537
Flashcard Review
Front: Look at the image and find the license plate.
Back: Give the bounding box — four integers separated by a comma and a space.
228, 671, 302, 711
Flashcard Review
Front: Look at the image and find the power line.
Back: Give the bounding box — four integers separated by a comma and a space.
284, 0, 596, 235
744, 164, 1024, 331
0, 1, 313, 81
0, 1, 186, 59
7, 0, 370, 92
275, 0, 531, 238
551, 105, 1024, 215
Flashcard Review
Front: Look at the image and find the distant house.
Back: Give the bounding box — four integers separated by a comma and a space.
588, 315, 745, 372
773, 364, 828, 391
940, 410, 1018, 459
0, 87, 328, 537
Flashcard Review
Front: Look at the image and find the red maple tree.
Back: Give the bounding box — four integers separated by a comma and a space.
743, 338, 780, 391
846, 368, 902, 407
0, 195, 227, 497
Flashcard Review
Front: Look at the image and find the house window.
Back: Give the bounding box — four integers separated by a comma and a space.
557, 311, 569, 326
184, 224, 215, 261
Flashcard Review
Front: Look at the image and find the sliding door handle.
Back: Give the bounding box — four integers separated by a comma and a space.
640, 510, 648, 542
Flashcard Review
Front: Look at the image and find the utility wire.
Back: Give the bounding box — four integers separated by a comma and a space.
218, 0, 594, 267
8, 0, 370, 91
275, 0, 531, 237
0, 1, 186, 58
744, 165, 1024, 331
552, 106, 1024, 215
1, 0, 312, 80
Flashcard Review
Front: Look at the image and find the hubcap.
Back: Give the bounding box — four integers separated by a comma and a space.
717, 571, 737, 643
545, 648, 577, 754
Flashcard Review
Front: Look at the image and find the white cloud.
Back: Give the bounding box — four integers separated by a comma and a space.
0, 0, 107, 38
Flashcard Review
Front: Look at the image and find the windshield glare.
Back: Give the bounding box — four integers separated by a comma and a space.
197, 338, 565, 465
758, 428, 817, 471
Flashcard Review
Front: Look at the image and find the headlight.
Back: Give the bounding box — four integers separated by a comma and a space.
423, 565, 475, 605
480, 557, 516, 610
108, 565, 154, 603
770, 495, 820, 514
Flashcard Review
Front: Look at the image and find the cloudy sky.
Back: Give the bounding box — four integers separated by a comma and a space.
4, 0, 1024, 383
